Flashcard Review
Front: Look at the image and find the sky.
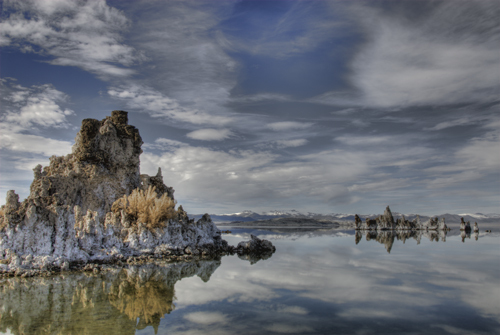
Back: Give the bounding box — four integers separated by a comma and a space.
0, 0, 499, 216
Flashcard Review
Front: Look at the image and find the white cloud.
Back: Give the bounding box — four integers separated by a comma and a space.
0, 80, 74, 156
264, 324, 314, 334
127, 1, 238, 121
108, 85, 233, 126
0, 0, 141, 79
424, 118, 500, 188
183, 312, 229, 325
187, 129, 233, 141
139, 129, 453, 213
267, 121, 313, 131
335, 135, 394, 146
348, 179, 411, 193
275, 305, 308, 315
350, 1, 500, 107
426, 171, 483, 189
0, 127, 72, 157
427, 117, 478, 131
1, 81, 74, 129
140, 142, 374, 212
143, 138, 188, 151
456, 131, 500, 172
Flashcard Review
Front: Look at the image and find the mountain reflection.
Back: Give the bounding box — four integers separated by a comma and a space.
355, 230, 449, 253
0, 260, 220, 335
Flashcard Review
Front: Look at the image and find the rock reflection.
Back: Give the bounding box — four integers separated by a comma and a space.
237, 249, 275, 265
0, 260, 220, 335
355, 230, 449, 253
461, 230, 479, 242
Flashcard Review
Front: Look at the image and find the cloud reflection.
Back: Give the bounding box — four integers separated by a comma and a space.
0, 230, 498, 335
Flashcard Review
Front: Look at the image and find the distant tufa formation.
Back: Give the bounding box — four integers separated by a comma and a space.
0, 111, 274, 277
354, 206, 452, 231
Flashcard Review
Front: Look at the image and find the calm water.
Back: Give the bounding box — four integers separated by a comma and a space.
1, 227, 499, 335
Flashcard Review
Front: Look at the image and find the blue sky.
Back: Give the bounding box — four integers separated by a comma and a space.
1, 0, 499, 215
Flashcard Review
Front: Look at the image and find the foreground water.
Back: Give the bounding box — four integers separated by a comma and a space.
1, 227, 499, 335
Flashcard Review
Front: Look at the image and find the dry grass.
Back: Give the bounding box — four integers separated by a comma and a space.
112, 186, 176, 229
0, 207, 5, 230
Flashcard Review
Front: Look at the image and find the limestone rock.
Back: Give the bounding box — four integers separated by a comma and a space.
354, 214, 362, 230
141, 168, 174, 199
5, 190, 20, 213
354, 206, 448, 231
236, 234, 276, 262
0, 111, 226, 275
460, 217, 472, 231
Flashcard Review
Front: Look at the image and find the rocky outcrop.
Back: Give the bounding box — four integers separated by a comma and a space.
460, 217, 472, 231
473, 222, 479, 232
355, 206, 449, 231
0, 111, 274, 276
235, 234, 276, 264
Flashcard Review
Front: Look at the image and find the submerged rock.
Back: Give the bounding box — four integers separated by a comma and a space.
0, 111, 271, 276
236, 234, 276, 263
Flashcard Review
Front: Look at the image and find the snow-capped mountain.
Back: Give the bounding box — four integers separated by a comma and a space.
189, 210, 500, 224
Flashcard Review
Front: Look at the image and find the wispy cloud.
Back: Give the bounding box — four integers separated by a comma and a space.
1, 79, 74, 129
350, 1, 500, 107
184, 311, 229, 325
140, 139, 395, 212
221, 1, 352, 59
0, 0, 142, 79
125, 1, 237, 115
0, 79, 73, 157
187, 129, 233, 141
267, 121, 313, 131
0, 128, 72, 157
108, 85, 233, 126
274, 139, 308, 148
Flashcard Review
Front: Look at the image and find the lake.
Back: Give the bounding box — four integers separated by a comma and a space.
1, 226, 499, 335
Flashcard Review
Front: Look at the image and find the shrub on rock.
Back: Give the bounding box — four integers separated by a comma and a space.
111, 186, 176, 229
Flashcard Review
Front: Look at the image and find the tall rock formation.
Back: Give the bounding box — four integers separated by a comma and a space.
29, 110, 144, 218
0, 111, 229, 275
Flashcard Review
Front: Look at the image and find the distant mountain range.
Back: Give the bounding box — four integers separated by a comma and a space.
189, 210, 500, 224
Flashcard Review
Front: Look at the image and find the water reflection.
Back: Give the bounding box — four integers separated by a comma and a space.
237, 250, 275, 265
1, 230, 499, 335
461, 230, 480, 242
0, 261, 220, 335
355, 230, 449, 253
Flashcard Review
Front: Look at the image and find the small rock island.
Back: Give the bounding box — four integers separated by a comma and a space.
354, 206, 451, 231
0, 111, 275, 277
